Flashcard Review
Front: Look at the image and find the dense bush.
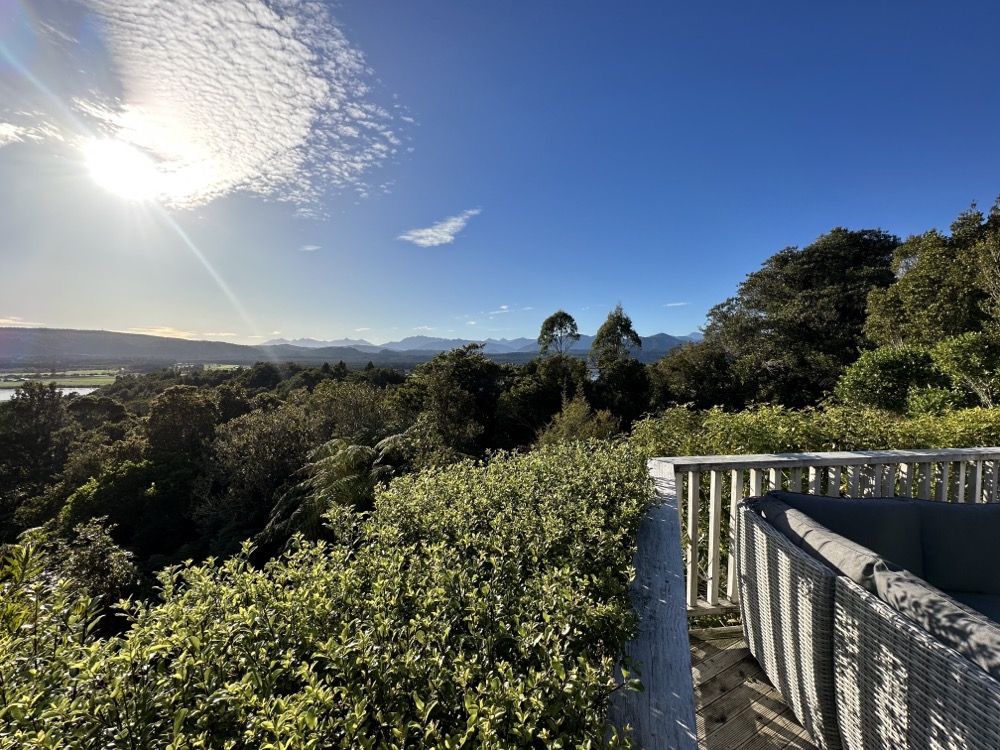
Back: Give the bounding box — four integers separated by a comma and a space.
631, 404, 1000, 457
0, 441, 650, 749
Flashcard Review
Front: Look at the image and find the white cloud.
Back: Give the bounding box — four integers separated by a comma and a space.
487, 305, 510, 315
413, 325, 434, 331
202, 331, 237, 338
663, 302, 690, 308
398, 208, 481, 247
0, 316, 44, 327
2, 0, 406, 210
299, 244, 321, 252
123, 326, 198, 339
467, 320, 478, 326
354, 327, 370, 332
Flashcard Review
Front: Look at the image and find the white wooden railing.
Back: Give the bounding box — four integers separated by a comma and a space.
649, 447, 1000, 616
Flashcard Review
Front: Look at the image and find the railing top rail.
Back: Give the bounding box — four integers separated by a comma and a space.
653, 447, 1000, 473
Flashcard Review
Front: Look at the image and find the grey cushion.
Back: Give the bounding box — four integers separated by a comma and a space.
767, 490, 924, 577
915, 501, 1000, 595
760, 497, 888, 591
874, 563, 1000, 680
948, 592, 1000, 624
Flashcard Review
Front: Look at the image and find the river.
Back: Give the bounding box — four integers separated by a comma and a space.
0, 386, 100, 401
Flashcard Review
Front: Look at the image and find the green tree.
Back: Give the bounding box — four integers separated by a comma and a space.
833, 346, 945, 412
536, 390, 619, 445
538, 310, 581, 356
649, 340, 744, 410
144, 385, 219, 458
931, 332, 1000, 408
866, 210, 989, 347
589, 304, 642, 369
705, 227, 899, 406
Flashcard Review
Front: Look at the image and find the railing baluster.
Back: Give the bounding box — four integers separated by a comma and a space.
827, 466, 841, 496
975, 460, 984, 503
958, 461, 968, 503
685, 471, 700, 608
750, 468, 764, 497
808, 466, 821, 494
727, 469, 741, 603
901, 463, 914, 496
872, 464, 884, 496
990, 461, 999, 504
937, 462, 950, 502
847, 465, 860, 497
790, 467, 803, 493
769, 467, 780, 492
706, 471, 723, 606
918, 463, 931, 499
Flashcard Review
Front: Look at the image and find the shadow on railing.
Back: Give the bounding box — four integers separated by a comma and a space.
650, 447, 1000, 615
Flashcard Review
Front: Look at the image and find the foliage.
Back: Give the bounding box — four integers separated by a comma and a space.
536, 391, 619, 446
930, 332, 1000, 408
648, 339, 744, 410
631, 404, 1000, 457
589, 305, 642, 369
833, 345, 945, 412
865, 204, 997, 347
705, 228, 899, 406
0, 442, 650, 749
538, 310, 581, 356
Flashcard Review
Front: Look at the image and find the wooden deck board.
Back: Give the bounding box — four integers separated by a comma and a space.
690, 629, 818, 750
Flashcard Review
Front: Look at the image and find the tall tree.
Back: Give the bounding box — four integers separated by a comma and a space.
865, 205, 991, 347
589, 304, 642, 369
537, 310, 580, 356
705, 227, 898, 406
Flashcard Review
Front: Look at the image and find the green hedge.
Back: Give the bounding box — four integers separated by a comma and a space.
0, 441, 650, 749
631, 404, 1000, 458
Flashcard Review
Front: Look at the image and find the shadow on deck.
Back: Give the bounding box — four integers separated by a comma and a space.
691, 626, 817, 750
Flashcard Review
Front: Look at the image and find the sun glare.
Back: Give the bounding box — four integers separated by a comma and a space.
83, 139, 162, 202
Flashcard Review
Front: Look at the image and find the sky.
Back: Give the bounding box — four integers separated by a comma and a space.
2, 0, 1000, 346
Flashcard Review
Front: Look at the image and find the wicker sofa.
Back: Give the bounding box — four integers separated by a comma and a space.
737, 490, 1000, 750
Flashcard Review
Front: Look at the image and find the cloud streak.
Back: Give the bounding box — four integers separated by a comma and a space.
398, 208, 481, 247
1, 0, 405, 210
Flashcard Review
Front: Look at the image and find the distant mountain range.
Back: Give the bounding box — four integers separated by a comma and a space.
0, 327, 704, 370
263, 332, 705, 355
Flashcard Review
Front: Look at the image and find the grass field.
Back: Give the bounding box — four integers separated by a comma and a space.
0, 370, 119, 389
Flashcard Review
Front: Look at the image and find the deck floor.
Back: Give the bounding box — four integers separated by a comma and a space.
690, 627, 818, 750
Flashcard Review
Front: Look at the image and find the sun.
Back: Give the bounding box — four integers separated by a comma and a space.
83, 139, 162, 202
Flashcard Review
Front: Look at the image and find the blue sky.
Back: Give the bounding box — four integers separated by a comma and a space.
2, 0, 999, 345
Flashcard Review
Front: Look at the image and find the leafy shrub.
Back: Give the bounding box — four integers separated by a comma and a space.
632, 404, 1000, 457
0, 441, 650, 749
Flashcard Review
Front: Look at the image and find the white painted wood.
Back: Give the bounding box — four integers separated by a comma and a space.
872, 464, 884, 496
727, 469, 741, 603
685, 470, 700, 608
958, 461, 968, 503
706, 471, 723, 606
769, 467, 780, 492
938, 462, 950, 502
918, 463, 931, 499
667, 447, 1000, 473
990, 461, 999, 503
790, 467, 803, 493
610, 459, 698, 750
808, 466, 820, 494
847, 465, 860, 497
975, 460, 984, 503
901, 463, 914, 496
827, 466, 841, 496
750, 468, 764, 497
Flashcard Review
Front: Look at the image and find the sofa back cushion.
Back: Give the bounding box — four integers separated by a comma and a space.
760, 497, 889, 591
874, 563, 1000, 679
915, 501, 1000, 595
767, 490, 924, 577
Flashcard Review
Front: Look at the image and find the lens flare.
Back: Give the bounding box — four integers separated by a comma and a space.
83, 138, 162, 201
